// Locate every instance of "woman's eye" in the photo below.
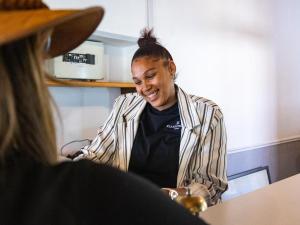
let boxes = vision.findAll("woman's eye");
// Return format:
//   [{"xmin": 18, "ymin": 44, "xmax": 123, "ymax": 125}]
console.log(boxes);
[
  {"xmin": 146, "ymin": 73, "xmax": 156, "ymax": 79},
  {"xmin": 134, "ymin": 80, "xmax": 141, "ymax": 85}
]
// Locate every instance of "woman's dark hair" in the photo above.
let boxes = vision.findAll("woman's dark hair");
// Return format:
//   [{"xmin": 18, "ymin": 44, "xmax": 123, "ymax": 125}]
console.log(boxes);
[{"xmin": 131, "ymin": 28, "xmax": 173, "ymax": 64}]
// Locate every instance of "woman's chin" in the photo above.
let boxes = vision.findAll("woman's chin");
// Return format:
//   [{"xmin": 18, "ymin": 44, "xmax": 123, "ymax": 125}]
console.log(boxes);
[
  {"xmin": 148, "ymin": 100, "xmax": 161, "ymax": 109},
  {"xmin": 151, "ymin": 101, "xmax": 171, "ymax": 111},
  {"xmin": 145, "ymin": 96, "xmax": 159, "ymax": 105}
]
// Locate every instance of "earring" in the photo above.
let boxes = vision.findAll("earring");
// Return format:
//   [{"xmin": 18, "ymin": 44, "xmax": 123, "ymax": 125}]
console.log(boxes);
[{"xmin": 172, "ymin": 73, "xmax": 176, "ymax": 80}]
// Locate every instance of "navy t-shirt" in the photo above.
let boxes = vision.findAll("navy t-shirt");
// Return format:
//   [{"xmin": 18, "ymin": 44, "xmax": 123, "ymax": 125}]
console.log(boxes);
[{"xmin": 128, "ymin": 102, "xmax": 181, "ymax": 188}]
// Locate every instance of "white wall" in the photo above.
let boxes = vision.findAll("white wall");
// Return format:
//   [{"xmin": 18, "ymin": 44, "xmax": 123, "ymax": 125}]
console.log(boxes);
[
  {"xmin": 50, "ymin": 87, "xmax": 120, "ymax": 148},
  {"xmin": 44, "ymin": 0, "xmax": 147, "ymax": 37},
  {"xmin": 273, "ymin": 0, "xmax": 300, "ymax": 140},
  {"xmin": 151, "ymin": 0, "xmax": 300, "ymax": 151},
  {"xmin": 51, "ymin": 0, "xmax": 300, "ymax": 152}
]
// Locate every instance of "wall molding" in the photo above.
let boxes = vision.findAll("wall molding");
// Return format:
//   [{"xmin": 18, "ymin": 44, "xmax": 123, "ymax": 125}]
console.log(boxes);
[{"xmin": 228, "ymin": 135, "xmax": 300, "ymax": 154}]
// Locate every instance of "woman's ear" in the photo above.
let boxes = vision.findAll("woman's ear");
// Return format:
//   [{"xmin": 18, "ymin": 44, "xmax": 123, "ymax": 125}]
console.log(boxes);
[{"xmin": 168, "ymin": 60, "xmax": 176, "ymax": 78}]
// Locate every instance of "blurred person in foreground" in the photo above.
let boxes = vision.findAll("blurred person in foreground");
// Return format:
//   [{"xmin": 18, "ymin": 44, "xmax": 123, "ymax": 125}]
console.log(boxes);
[{"xmin": 0, "ymin": 1, "xmax": 209, "ymax": 224}]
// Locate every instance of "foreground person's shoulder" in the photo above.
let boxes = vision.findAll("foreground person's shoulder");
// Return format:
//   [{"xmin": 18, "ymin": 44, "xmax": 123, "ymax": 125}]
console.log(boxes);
[{"xmin": 57, "ymin": 160, "xmax": 209, "ymax": 225}]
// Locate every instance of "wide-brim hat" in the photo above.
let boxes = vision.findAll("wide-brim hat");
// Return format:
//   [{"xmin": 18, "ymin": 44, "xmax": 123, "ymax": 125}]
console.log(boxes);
[{"xmin": 0, "ymin": 1, "xmax": 104, "ymax": 57}]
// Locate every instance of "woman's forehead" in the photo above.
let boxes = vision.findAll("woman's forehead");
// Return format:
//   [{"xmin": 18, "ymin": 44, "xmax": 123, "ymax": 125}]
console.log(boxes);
[
  {"xmin": 131, "ymin": 57, "xmax": 163, "ymax": 77},
  {"xmin": 132, "ymin": 56, "xmax": 165, "ymax": 67}
]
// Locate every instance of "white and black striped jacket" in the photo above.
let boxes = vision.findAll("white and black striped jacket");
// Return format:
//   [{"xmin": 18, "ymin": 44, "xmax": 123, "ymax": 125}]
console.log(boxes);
[{"xmin": 76, "ymin": 86, "xmax": 228, "ymax": 205}]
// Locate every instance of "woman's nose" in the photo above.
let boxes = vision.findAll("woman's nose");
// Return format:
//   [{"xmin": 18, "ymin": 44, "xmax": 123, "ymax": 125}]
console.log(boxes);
[{"xmin": 141, "ymin": 80, "xmax": 151, "ymax": 91}]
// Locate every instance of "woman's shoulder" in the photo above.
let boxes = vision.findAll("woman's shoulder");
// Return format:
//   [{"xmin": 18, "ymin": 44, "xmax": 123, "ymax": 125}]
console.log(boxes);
[
  {"xmin": 112, "ymin": 92, "xmax": 144, "ymax": 110},
  {"xmin": 53, "ymin": 160, "xmax": 206, "ymax": 225},
  {"xmin": 6, "ymin": 159, "xmax": 206, "ymax": 224},
  {"xmin": 53, "ymin": 160, "xmax": 150, "ymax": 188},
  {"xmin": 190, "ymin": 94, "xmax": 220, "ymax": 109}
]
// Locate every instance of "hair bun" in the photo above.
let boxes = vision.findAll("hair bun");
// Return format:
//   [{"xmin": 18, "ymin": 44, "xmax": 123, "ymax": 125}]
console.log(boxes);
[{"xmin": 137, "ymin": 28, "xmax": 158, "ymax": 47}]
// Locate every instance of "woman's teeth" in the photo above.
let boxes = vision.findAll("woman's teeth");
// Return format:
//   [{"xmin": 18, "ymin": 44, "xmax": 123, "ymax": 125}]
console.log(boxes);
[{"xmin": 147, "ymin": 91, "xmax": 158, "ymax": 100}]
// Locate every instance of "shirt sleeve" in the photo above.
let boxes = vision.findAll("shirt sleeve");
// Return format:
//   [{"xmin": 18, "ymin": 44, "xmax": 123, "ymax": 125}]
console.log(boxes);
[
  {"xmin": 188, "ymin": 110, "xmax": 228, "ymax": 206},
  {"xmin": 73, "ymin": 97, "xmax": 122, "ymax": 163}
]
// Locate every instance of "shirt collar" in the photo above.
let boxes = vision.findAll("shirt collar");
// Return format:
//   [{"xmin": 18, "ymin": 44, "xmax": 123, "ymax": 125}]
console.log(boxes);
[
  {"xmin": 121, "ymin": 85, "xmax": 202, "ymax": 129},
  {"xmin": 176, "ymin": 85, "xmax": 202, "ymax": 129}
]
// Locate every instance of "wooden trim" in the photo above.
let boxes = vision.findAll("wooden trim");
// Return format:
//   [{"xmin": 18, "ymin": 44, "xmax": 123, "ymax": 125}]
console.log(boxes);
[{"xmin": 47, "ymin": 79, "xmax": 135, "ymax": 88}]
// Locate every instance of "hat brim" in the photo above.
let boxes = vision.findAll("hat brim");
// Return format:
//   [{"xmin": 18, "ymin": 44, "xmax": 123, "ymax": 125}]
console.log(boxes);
[{"xmin": 0, "ymin": 7, "xmax": 104, "ymax": 57}]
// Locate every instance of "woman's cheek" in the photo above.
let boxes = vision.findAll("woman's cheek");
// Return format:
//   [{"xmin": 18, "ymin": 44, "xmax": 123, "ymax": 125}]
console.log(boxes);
[{"xmin": 135, "ymin": 86, "xmax": 142, "ymax": 95}]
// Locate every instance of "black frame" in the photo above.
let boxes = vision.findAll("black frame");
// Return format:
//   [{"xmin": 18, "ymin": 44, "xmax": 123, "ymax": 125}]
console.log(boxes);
[{"xmin": 228, "ymin": 166, "xmax": 271, "ymax": 184}]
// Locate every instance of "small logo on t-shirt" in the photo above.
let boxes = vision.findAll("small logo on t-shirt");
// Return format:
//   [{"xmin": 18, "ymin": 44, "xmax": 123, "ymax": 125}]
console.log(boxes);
[{"xmin": 166, "ymin": 121, "xmax": 182, "ymax": 130}]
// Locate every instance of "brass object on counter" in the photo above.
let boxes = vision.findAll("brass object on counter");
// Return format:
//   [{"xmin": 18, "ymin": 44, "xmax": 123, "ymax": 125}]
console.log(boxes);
[
  {"xmin": 175, "ymin": 194, "xmax": 208, "ymax": 215},
  {"xmin": 161, "ymin": 187, "xmax": 208, "ymax": 215}
]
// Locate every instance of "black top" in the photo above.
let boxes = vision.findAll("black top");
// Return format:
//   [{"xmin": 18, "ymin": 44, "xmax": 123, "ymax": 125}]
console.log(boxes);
[
  {"xmin": 0, "ymin": 152, "xmax": 207, "ymax": 225},
  {"xmin": 129, "ymin": 102, "xmax": 181, "ymax": 188}
]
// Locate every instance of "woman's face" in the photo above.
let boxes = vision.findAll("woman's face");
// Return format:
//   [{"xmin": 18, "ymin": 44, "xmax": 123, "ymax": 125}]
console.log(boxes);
[{"xmin": 131, "ymin": 56, "xmax": 177, "ymax": 111}]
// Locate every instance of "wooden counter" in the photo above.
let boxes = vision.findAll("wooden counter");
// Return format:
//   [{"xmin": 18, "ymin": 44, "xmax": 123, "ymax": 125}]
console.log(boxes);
[{"xmin": 201, "ymin": 174, "xmax": 300, "ymax": 225}]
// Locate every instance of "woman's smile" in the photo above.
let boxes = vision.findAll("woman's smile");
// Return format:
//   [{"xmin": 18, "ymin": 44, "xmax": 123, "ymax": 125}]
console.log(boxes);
[{"xmin": 145, "ymin": 90, "xmax": 159, "ymax": 101}]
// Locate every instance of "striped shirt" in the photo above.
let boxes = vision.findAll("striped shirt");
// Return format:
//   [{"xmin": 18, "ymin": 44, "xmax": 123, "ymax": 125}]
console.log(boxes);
[{"xmin": 75, "ymin": 85, "xmax": 228, "ymax": 205}]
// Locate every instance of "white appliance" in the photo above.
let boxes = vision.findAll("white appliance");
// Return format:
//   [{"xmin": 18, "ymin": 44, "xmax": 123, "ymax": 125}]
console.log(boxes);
[{"xmin": 49, "ymin": 40, "xmax": 104, "ymax": 80}]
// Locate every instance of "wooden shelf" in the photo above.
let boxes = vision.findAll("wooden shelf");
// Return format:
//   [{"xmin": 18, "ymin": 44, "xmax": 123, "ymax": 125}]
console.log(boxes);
[
  {"xmin": 47, "ymin": 79, "xmax": 135, "ymax": 88},
  {"xmin": 47, "ymin": 79, "xmax": 136, "ymax": 94}
]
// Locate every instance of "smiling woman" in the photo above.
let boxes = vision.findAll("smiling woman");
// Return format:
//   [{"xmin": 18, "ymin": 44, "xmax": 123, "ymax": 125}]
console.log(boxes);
[
  {"xmin": 70, "ymin": 28, "xmax": 228, "ymax": 206},
  {"xmin": 131, "ymin": 30, "xmax": 177, "ymax": 111}
]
